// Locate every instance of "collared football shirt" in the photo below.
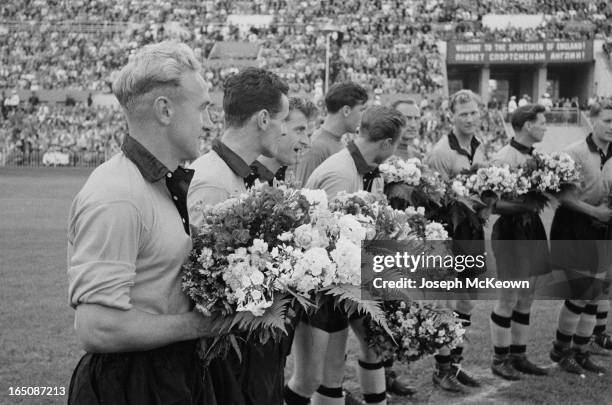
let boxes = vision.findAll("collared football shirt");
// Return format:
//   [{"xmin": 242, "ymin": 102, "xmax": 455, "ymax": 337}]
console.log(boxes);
[
  {"xmin": 68, "ymin": 135, "xmax": 193, "ymax": 314},
  {"xmin": 426, "ymin": 131, "xmax": 487, "ymax": 178}
]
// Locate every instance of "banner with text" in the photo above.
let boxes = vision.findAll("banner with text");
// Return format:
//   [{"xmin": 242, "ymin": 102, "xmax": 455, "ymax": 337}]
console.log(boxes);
[{"xmin": 446, "ymin": 41, "xmax": 594, "ymax": 64}]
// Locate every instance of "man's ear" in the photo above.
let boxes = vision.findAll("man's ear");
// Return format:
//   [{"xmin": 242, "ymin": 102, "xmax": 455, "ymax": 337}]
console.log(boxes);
[
  {"xmin": 523, "ymin": 121, "xmax": 532, "ymax": 132},
  {"xmin": 257, "ymin": 110, "xmax": 270, "ymax": 130},
  {"xmin": 380, "ymin": 138, "xmax": 392, "ymax": 150},
  {"xmin": 342, "ymin": 105, "xmax": 351, "ymax": 117},
  {"xmin": 153, "ymin": 96, "xmax": 173, "ymax": 125}
]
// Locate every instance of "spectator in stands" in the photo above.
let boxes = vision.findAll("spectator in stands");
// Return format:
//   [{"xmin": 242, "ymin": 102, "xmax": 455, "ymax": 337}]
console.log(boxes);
[
  {"xmin": 4, "ymin": 90, "xmax": 20, "ymax": 111},
  {"xmin": 28, "ymin": 92, "xmax": 39, "ymax": 107},
  {"xmin": 539, "ymin": 93, "xmax": 553, "ymax": 111},
  {"xmin": 488, "ymin": 97, "xmax": 500, "ymax": 110},
  {"xmin": 0, "ymin": 91, "xmax": 6, "ymax": 119},
  {"xmin": 65, "ymin": 95, "xmax": 76, "ymax": 106},
  {"xmin": 508, "ymin": 96, "xmax": 518, "ymax": 114}
]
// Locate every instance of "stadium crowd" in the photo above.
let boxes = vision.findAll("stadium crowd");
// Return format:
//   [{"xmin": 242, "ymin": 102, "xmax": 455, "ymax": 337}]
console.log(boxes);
[
  {"xmin": 2, "ymin": 0, "xmax": 611, "ymax": 95},
  {"xmin": 0, "ymin": 0, "xmax": 604, "ymax": 166}
]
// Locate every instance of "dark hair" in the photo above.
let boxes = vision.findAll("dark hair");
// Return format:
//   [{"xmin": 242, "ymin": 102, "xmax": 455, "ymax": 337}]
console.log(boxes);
[
  {"xmin": 287, "ymin": 97, "xmax": 318, "ymax": 120},
  {"xmin": 324, "ymin": 82, "xmax": 368, "ymax": 114},
  {"xmin": 590, "ymin": 98, "xmax": 612, "ymax": 117},
  {"xmin": 360, "ymin": 105, "xmax": 406, "ymax": 143},
  {"xmin": 222, "ymin": 67, "xmax": 289, "ymax": 128},
  {"xmin": 448, "ymin": 89, "xmax": 481, "ymax": 113},
  {"xmin": 511, "ymin": 104, "xmax": 546, "ymax": 131},
  {"xmin": 300, "ymin": 99, "xmax": 319, "ymax": 120},
  {"xmin": 391, "ymin": 98, "xmax": 418, "ymax": 110}
]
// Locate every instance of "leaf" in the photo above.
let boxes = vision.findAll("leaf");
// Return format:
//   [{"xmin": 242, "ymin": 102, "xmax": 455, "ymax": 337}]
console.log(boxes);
[
  {"xmin": 228, "ymin": 334, "xmax": 242, "ymax": 363},
  {"xmin": 199, "ymin": 335, "xmax": 232, "ymax": 367},
  {"xmin": 230, "ymin": 296, "xmax": 291, "ymax": 340},
  {"xmin": 283, "ymin": 287, "xmax": 317, "ymax": 311},
  {"xmin": 321, "ymin": 285, "xmax": 392, "ymax": 337}
]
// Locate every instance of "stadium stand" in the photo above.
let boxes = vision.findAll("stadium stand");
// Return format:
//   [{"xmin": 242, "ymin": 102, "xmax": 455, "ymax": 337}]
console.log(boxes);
[{"xmin": 0, "ymin": 0, "xmax": 607, "ymax": 165}]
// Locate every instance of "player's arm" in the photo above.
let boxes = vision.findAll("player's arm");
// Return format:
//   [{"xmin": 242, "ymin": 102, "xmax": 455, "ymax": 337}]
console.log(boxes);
[
  {"xmin": 68, "ymin": 200, "xmax": 215, "ymax": 353},
  {"xmin": 187, "ymin": 183, "xmax": 230, "ymax": 229},
  {"xmin": 75, "ymin": 305, "xmax": 216, "ymax": 353},
  {"xmin": 559, "ymin": 192, "xmax": 612, "ymax": 223},
  {"xmin": 492, "ymin": 199, "xmax": 539, "ymax": 215}
]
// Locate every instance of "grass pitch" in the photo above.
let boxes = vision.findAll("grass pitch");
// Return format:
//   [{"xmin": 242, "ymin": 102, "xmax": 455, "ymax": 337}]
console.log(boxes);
[{"xmin": 1, "ymin": 128, "xmax": 611, "ymax": 405}]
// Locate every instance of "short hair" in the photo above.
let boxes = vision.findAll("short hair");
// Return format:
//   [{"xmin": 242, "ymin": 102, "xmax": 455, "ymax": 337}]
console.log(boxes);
[
  {"xmin": 223, "ymin": 67, "xmax": 289, "ymax": 128},
  {"xmin": 112, "ymin": 41, "xmax": 201, "ymax": 112},
  {"xmin": 590, "ymin": 98, "xmax": 612, "ymax": 117},
  {"xmin": 325, "ymin": 82, "xmax": 368, "ymax": 114},
  {"xmin": 391, "ymin": 98, "xmax": 419, "ymax": 111},
  {"xmin": 297, "ymin": 99, "xmax": 319, "ymax": 120},
  {"xmin": 360, "ymin": 105, "xmax": 406, "ymax": 143},
  {"xmin": 448, "ymin": 89, "xmax": 482, "ymax": 113},
  {"xmin": 511, "ymin": 104, "xmax": 546, "ymax": 131},
  {"xmin": 287, "ymin": 97, "xmax": 316, "ymax": 120}
]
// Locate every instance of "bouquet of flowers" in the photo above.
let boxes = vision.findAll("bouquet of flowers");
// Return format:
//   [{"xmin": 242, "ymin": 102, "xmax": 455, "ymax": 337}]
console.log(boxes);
[
  {"xmin": 184, "ymin": 185, "xmax": 393, "ymax": 362},
  {"xmin": 365, "ymin": 300, "xmax": 465, "ymax": 364},
  {"xmin": 523, "ymin": 151, "xmax": 580, "ymax": 193},
  {"xmin": 456, "ymin": 165, "xmax": 529, "ymax": 200},
  {"xmin": 380, "ymin": 156, "xmax": 447, "ymax": 210}
]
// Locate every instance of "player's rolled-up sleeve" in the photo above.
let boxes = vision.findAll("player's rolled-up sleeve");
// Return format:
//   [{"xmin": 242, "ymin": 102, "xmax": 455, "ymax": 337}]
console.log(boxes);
[
  {"xmin": 187, "ymin": 183, "xmax": 229, "ymax": 230},
  {"xmin": 68, "ymin": 201, "xmax": 140, "ymax": 310}
]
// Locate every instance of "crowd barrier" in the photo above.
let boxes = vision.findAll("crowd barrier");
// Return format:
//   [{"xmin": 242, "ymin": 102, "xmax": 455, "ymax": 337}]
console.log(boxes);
[{"xmin": 0, "ymin": 147, "xmax": 109, "ymax": 168}]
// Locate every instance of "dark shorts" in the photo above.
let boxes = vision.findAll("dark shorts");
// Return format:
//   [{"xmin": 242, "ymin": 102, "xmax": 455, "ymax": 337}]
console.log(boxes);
[
  {"xmin": 550, "ymin": 206, "xmax": 612, "ymax": 299},
  {"xmin": 451, "ymin": 217, "xmax": 487, "ymax": 280},
  {"xmin": 68, "ymin": 340, "xmax": 210, "ymax": 405},
  {"xmin": 210, "ymin": 336, "xmax": 289, "ymax": 405},
  {"xmin": 302, "ymin": 295, "xmax": 351, "ymax": 333},
  {"xmin": 208, "ymin": 304, "xmax": 302, "ymax": 405},
  {"xmin": 492, "ymin": 212, "xmax": 551, "ymax": 280},
  {"xmin": 550, "ymin": 206, "xmax": 609, "ymax": 274}
]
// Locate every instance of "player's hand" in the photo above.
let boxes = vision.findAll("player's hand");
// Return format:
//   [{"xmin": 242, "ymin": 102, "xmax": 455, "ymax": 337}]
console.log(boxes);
[{"xmin": 591, "ymin": 204, "xmax": 612, "ymax": 223}]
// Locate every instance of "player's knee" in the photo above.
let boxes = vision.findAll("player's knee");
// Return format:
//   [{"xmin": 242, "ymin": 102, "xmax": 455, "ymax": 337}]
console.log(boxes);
[
  {"xmin": 515, "ymin": 297, "xmax": 534, "ymax": 313},
  {"xmin": 495, "ymin": 299, "xmax": 517, "ymax": 317},
  {"xmin": 456, "ymin": 299, "xmax": 475, "ymax": 314}
]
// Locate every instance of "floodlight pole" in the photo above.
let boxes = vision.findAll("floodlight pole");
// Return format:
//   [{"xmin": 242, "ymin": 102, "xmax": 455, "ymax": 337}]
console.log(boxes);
[
  {"xmin": 325, "ymin": 33, "xmax": 330, "ymax": 94},
  {"xmin": 322, "ymin": 23, "xmax": 338, "ymax": 94}
]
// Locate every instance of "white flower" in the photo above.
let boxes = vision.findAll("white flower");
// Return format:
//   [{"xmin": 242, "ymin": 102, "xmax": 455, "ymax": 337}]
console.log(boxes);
[
  {"xmin": 331, "ymin": 237, "xmax": 362, "ymax": 285},
  {"xmin": 237, "ymin": 299, "xmax": 272, "ymax": 316},
  {"xmin": 293, "ymin": 224, "xmax": 329, "ymax": 249},
  {"xmin": 296, "ymin": 274, "xmax": 319, "ymax": 295},
  {"xmin": 292, "ymin": 246, "xmax": 332, "ymax": 287},
  {"xmin": 197, "ymin": 247, "xmax": 214, "ymax": 268},
  {"xmin": 249, "ymin": 239, "xmax": 268, "ymax": 255},
  {"xmin": 405, "ymin": 206, "xmax": 426, "ymax": 218},
  {"xmin": 300, "ymin": 189, "xmax": 329, "ymax": 209},
  {"xmin": 278, "ymin": 232, "xmax": 293, "ymax": 242},
  {"xmin": 337, "ymin": 214, "xmax": 367, "ymax": 244},
  {"xmin": 379, "ymin": 157, "xmax": 423, "ymax": 185},
  {"xmin": 250, "ymin": 269, "xmax": 265, "ymax": 286},
  {"xmin": 425, "ymin": 222, "xmax": 449, "ymax": 240},
  {"xmin": 451, "ymin": 180, "xmax": 469, "ymax": 197},
  {"xmin": 251, "ymin": 289, "xmax": 263, "ymax": 301}
]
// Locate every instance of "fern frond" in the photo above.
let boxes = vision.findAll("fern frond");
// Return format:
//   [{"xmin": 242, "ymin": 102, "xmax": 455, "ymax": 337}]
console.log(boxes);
[
  {"xmin": 230, "ymin": 297, "xmax": 292, "ymax": 342},
  {"xmin": 321, "ymin": 285, "xmax": 391, "ymax": 337}
]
